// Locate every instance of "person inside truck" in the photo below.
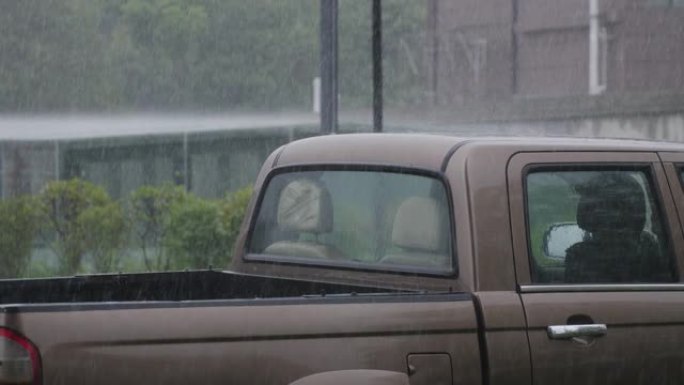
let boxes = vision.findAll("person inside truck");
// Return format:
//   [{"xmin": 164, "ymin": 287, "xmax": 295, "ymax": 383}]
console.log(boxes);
[{"xmin": 565, "ymin": 172, "xmax": 672, "ymax": 283}]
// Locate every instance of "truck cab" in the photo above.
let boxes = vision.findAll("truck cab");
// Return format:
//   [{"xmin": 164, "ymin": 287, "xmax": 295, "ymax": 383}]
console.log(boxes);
[{"xmin": 232, "ymin": 133, "xmax": 684, "ymax": 385}]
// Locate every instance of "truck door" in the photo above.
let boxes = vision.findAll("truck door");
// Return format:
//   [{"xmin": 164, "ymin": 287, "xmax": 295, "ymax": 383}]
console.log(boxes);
[{"xmin": 508, "ymin": 152, "xmax": 684, "ymax": 385}]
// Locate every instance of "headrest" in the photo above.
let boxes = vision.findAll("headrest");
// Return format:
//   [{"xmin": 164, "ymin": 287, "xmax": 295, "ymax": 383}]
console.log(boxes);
[
  {"xmin": 277, "ymin": 179, "xmax": 333, "ymax": 233},
  {"xmin": 392, "ymin": 197, "xmax": 444, "ymax": 252},
  {"xmin": 576, "ymin": 173, "xmax": 646, "ymax": 234}
]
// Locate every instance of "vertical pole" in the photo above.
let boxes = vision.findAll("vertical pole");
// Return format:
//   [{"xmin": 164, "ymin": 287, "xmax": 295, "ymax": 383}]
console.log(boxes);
[
  {"xmin": 320, "ymin": 0, "xmax": 339, "ymax": 134},
  {"xmin": 182, "ymin": 132, "xmax": 189, "ymax": 191},
  {"xmin": 54, "ymin": 140, "xmax": 60, "ymax": 182},
  {"xmin": 426, "ymin": 0, "xmax": 439, "ymax": 106},
  {"xmin": 511, "ymin": 0, "xmax": 519, "ymax": 95},
  {"xmin": 589, "ymin": 0, "xmax": 604, "ymax": 95},
  {"xmin": 313, "ymin": 77, "xmax": 321, "ymax": 114},
  {"xmin": 372, "ymin": 0, "xmax": 383, "ymax": 133},
  {"xmin": 0, "ymin": 146, "xmax": 4, "ymax": 199}
]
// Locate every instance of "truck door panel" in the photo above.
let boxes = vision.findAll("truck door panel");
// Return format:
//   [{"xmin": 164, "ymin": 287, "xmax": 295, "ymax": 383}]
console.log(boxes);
[
  {"xmin": 508, "ymin": 152, "xmax": 684, "ymax": 385},
  {"xmin": 473, "ymin": 291, "xmax": 532, "ymax": 385},
  {"xmin": 521, "ymin": 291, "xmax": 684, "ymax": 384}
]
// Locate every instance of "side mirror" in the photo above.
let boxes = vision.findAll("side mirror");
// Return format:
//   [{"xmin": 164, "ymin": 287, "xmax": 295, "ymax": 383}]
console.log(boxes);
[{"xmin": 543, "ymin": 223, "xmax": 586, "ymax": 260}]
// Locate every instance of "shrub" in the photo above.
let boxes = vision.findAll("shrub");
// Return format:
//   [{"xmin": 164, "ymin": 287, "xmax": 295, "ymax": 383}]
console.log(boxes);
[
  {"xmin": 218, "ymin": 186, "xmax": 253, "ymax": 258},
  {"xmin": 39, "ymin": 179, "xmax": 126, "ymax": 275},
  {"xmin": 0, "ymin": 196, "xmax": 39, "ymax": 278},
  {"xmin": 129, "ymin": 184, "xmax": 187, "ymax": 270},
  {"xmin": 164, "ymin": 195, "xmax": 227, "ymax": 269},
  {"xmin": 80, "ymin": 202, "xmax": 127, "ymax": 273},
  {"xmin": 129, "ymin": 185, "xmax": 253, "ymax": 271}
]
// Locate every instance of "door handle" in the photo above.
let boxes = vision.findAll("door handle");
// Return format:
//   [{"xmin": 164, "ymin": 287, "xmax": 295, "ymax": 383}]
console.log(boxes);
[{"xmin": 547, "ymin": 324, "xmax": 607, "ymax": 340}]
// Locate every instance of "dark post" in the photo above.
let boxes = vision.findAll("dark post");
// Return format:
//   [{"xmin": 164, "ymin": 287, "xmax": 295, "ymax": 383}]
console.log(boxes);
[
  {"xmin": 320, "ymin": 0, "xmax": 339, "ymax": 135},
  {"xmin": 426, "ymin": 0, "xmax": 439, "ymax": 106},
  {"xmin": 511, "ymin": 0, "xmax": 519, "ymax": 95},
  {"xmin": 372, "ymin": 0, "xmax": 383, "ymax": 133}
]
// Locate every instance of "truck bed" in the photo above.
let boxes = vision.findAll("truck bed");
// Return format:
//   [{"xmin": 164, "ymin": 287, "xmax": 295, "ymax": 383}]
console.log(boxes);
[
  {"xmin": 0, "ymin": 270, "xmax": 396, "ymax": 305},
  {"xmin": 0, "ymin": 271, "xmax": 479, "ymax": 385}
]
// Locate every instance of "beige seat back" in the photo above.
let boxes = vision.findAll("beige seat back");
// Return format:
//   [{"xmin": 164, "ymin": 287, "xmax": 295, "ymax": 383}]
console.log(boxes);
[
  {"xmin": 275, "ymin": 179, "xmax": 333, "ymax": 233},
  {"xmin": 380, "ymin": 197, "xmax": 450, "ymax": 268},
  {"xmin": 264, "ymin": 179, "xmax": 343, "ymax": 259}
]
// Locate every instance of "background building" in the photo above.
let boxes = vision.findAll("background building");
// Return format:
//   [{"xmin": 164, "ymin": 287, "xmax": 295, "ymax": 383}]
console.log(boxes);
[
  {"xmin": 425, "ymin": 0, "xmax": 684, "ymax": 115},
  {"xmin": 0, "ymin": 114, "xmax": 323, "ymax": 200}
]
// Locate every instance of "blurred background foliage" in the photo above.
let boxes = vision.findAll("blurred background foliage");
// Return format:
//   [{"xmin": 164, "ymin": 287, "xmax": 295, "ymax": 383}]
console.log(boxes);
[
  {"xmin": 0, "ymin": 196, "xmax": 39, "ymax": 278},
  {"xmin": 0, "ymin": 0, "xmax": 425, "ymax": 277},
  {"xmin": 38, "ymin": 179, "xmax": 121, "ymax": 275},
  {"xmin": 130, "ymin": 183, "xmax": 188, "ymax": 271},
  {"xmin": 0, "ymin": 0, "xmax": 424, "ymax": 112},
  {"xmin": 0, "ymin": 179, "xmax": 252, "ymax": 278}
]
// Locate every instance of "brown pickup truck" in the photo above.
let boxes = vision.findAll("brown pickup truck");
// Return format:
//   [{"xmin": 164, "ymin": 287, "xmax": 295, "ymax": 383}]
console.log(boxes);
[{"xmin": 2, "ymin": 134, "xmax": 684, "ymax": 385}]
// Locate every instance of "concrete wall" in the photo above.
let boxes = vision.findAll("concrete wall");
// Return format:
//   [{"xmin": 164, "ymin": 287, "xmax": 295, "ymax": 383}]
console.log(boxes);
[{"xmin": 418, "ymin": 111, "xmax": 684, "ymax": 143}]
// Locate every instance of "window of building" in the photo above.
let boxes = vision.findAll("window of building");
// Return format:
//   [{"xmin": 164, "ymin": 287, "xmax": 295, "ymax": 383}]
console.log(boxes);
[
  {"xmin": 248, "ymin": 168, "xmax": 454, "ymax": 275},
  {"xmin": 526, "ymin": 168, "xmax": 675, "ymax": 284}
]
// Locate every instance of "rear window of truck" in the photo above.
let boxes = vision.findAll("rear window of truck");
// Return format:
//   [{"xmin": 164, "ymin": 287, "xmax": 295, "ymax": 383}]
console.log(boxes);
[{"xmin": 247, "ymin": 169, "xmax": 454, "ymax": 275}]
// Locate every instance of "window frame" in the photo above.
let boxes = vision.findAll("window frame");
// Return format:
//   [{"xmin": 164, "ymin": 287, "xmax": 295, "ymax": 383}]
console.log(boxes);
[
  {"xmin": 507, "ymin": 151, "xmax": 684, "ymax": 292},
  {"xmin": 242, "ymin": 164, "xmax": 458, "ymax": 278},
  {"xmin": 657, "ymin": 155, "xmax": 684, "ymax": 234},
  {"xmin": 522, "ymin": 164, "xmax": 678, "ymax": 284},
  {"xmin": 660, "ymin": 158, "xmax": 684, "ymax": 242},
  {"xmin": 675, "ymin": 163, "xmax": 684, "ymax": 190}
]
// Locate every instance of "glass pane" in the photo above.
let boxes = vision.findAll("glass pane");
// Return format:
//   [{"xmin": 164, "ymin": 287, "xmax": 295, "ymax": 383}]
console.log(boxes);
[
  {"xmin": 249, "ymin": 170, "xmax": 453, "ymax": 274},
  {"xmin": 526, "ymin": 169, "xmax": 675, "ymax": 284}
]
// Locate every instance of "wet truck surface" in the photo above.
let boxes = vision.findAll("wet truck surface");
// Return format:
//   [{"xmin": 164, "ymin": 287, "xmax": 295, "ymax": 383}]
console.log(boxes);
[{"xmin": 2, "ymin": 134, "xmax": 684, "ymax": 385}]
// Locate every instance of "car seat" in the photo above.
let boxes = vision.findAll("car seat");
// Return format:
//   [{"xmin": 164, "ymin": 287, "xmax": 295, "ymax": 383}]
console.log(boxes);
[
  {"xmin": 380, "ymin": 197, "xmax": 450, "ymax": 269},
  {"xmin": 264, "ymin": 179, "xmax": 344, "ymax": 259}
]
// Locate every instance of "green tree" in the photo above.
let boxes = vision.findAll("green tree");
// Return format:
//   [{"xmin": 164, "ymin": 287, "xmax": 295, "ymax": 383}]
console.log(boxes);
[
  {"xmin": 0, "ymin": 0, "xmax": 427, "ymax": 111},
  {"xmin": 0, "ymin": 0, "xmax": 114, "ymax": 111},
  {"xmin": 0, "ymin": 196, "xmax": 39, "ymax": 278},
  {"xmin": 193, "ymin": 0, "xmax": 319, "ymax": 108},
  {"xmin": 117, "ymin": 0, "xmax": 209, "ymax": 107}
]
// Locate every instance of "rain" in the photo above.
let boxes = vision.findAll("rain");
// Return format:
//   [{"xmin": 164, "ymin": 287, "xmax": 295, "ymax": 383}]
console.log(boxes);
[{"xmin": 0, "ymin": 1, "xmax": 683, "ymax": 384}]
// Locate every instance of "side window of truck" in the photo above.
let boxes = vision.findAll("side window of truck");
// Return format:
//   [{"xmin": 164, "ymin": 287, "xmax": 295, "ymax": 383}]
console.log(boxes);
[
  {"xmin": 247, "ymin": 169, "xmax": 454, "ymax": 275},
  {"xmin": 525, "ymin": 168, "xmax": 676, "ymax": 284}
]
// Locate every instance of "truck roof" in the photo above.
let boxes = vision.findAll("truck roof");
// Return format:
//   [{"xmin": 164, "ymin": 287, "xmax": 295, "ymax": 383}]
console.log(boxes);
[{"xmin": 274, "ymin": 133, "xmax": 684, "ymax": 172}]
